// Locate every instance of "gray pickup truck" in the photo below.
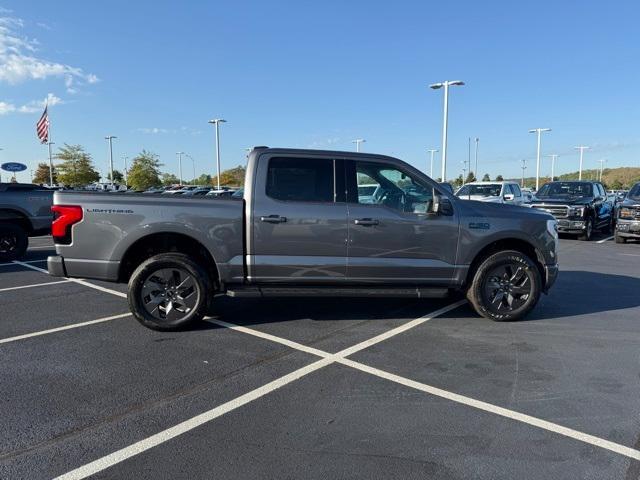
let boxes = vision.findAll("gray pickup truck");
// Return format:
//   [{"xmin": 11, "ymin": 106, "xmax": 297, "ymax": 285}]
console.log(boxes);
[
  {"xmin": 48, "ymin": 147, "xmax": 559, "ymax": 330},
  {"xmin": 1, "ymin": 183, "xmax": 54, "ymax": 261}
]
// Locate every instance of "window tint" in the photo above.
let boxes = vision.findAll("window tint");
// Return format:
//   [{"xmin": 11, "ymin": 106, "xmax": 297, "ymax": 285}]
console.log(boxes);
[
  {"xmin": 512, "ymin": 184, "xmax": 522, "ymax": 196},
  {"xmin": 351, "ymin": 161, "xmax": 433, "ymax": 214},
  {"xmin": 503, "ymin": 184, "xmax": 513, "ymax": 195},
  {"xmin": 266, "ymin": 157, "xmax": 334, "ymax": 202}
]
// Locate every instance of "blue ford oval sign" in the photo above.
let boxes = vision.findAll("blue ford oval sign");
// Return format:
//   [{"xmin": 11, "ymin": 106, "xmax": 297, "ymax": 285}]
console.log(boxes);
[{"xmin": 1, "ymin": 162, "xmax": 27, "ymax": 172}]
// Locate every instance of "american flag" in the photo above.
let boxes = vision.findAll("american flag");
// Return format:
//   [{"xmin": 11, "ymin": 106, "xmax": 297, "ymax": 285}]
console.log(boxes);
[{"xmin": 36, "ymin": 106, "xmax": 49, "ymax": 144}]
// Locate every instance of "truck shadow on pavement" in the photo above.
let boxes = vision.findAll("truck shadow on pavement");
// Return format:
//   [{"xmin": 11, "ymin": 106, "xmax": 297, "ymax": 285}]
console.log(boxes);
[{"xmin": 196, "ymin": 270, "xmax": 640, "ymax": 329}]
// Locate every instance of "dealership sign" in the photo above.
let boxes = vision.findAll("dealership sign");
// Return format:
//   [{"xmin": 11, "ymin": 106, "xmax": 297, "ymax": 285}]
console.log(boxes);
[{"xmin": 1, "ymin": 162, "xmax": 27, "ymax": 172}]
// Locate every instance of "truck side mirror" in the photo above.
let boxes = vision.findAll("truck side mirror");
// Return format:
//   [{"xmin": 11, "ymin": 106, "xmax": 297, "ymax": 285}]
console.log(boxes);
[{"xmin": 503, "ymin": 193, "xmax": 515, "ymax": 201}]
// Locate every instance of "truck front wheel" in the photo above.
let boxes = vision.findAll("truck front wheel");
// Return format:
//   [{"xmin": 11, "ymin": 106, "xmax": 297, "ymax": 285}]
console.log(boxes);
[
  {"xmin": 128, "ymin": 253, "xmax": 212, "ymax": 331},
  {"xmin": 0, "ymin": 223, "xmax": 28, "ymax": 262},
  {"xmin": 467, "ymin": 250, "xmax": 542, "ymax": 322}
]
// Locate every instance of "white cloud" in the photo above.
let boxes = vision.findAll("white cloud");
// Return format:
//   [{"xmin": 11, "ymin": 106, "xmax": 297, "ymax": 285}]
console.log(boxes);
[
  {"xmin": 137, "ymin": 127, "xmax": 171, "ymax": 134},
  {"xmin": 0, "ymin": 93, "xmax": 63, "ymax": 115},
  {"xmin": 0, "ymin": 11, "xmax": 99, "ymax": 89}
]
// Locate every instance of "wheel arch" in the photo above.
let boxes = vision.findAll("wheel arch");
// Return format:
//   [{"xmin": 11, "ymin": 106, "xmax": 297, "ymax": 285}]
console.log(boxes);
[
  {"xmin": 118, "ymin": 232, "xmax": 220, "ymax": 286},
  {"xmin": 465, "ymin": 238, "xmax": 546, "ymax": 290},
  {"xmin": 0, "ymin": 208, "xmax": 34, "ymax": 233}
]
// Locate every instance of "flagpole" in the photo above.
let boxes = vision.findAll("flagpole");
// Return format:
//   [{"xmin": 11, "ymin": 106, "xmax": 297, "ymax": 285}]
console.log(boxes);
[{"xmin": 47, "ymin": 103, "xmax": 54, "ymax": 186}]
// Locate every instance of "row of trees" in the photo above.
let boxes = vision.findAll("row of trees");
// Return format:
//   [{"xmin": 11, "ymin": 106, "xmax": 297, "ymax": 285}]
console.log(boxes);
[{"xmin": 32, "ymin": 144, "xmax": 246, "ymax": 191}]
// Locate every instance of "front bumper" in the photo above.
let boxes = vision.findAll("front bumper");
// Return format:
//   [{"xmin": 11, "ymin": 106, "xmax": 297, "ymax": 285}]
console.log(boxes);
[
  {"xmin": 556, "ymin": 219, "xmax": 587, "ymax": 233},
  {"xmin": 544, "ymin": 263, "xmax": 559, "ymax": 293},
  {"xmin": 616, "ymin": 220, "xmax": 640, "ymax": 238}
]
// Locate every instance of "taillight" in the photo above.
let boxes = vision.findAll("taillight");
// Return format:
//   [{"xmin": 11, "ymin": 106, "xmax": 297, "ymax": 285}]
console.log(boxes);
[{"xmin": 51, "ymin": 205, "xmax": 83, "ymax": 244}]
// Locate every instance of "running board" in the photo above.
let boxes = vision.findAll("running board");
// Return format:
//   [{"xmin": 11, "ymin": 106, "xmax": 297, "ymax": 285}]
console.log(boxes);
[{"xmin": 225, "ymin": 286, "xmax": 449, "ymax": 299}]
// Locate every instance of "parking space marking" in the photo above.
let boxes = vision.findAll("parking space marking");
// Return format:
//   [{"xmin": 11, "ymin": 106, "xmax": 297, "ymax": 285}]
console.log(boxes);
[
  {"xmin": 0, "ymin": 313, "xmax": 132, "ymax": 345},
  {"xmin": 54, "ymin": 301, "xmax": 465, "ymax": 480},
  {"xmin": 0, "ymin": 259, "xmax": 47, "ymax": 267},
  {"xmin": 620, "ymin": 253, "xmax": 640, "ymax": 257},
  {"xmin": 26, "ymin": 246, "xmax": 56, "ymax": 250},
  {"xmin": 211, "ymin": 314, "xmax": 640, "ymax": 463},
  {"xmin": 0, "ymin": 280, "xmax": 71, "ymax": 293},
  {"xmin": 12, "ymin": 261, "xmax": 127, "ymax": 298},
  {"xmin": 596, "ymin": 236, "xmax": 614, "ymax": 244}
]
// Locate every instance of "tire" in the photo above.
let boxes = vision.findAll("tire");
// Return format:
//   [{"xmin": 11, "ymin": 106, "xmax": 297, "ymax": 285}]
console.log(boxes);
[
  {"xmin": 466, "ymin": 250, "xmax": 542, "ymax": 322},
  {"xmin": 615, "ymin": 234, "xmax": 626, "ymax": 244},
  {"xmin": 578, "ymin": 217, "xmax": 593, "ymax": 241},
  {"xmin": 127, "ymin": 253, "xmax": 213, "ymax": 331},
  {"xmin": 0, "ymin": 223, "xmax": 28, "ymax": 262}
]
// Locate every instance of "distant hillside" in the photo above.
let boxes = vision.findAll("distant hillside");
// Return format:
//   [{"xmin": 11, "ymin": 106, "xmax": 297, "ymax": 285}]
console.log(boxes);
[{"xmin": 505, "ymin": 166, "xmax": 640, "ymax": 190}]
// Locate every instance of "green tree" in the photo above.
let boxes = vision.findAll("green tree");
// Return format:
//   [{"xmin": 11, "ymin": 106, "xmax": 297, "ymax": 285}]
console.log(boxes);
[
  {"xmin": 161, "ymin": 172, "xmax": 180, "ymax": 186},
  {"xmin": 213, "ymin": 165, "xmax": 246, "ymax": 187},
  {"xmin": 55, "ymin": 144, "xmax": 100, "ymax": 187},
  {"xmin": 128, "ymin": 150, "xmax": 163, "ymax": 190},
  {"xmin": 453, "ymin": 174, "xmax": 464, "ymax": 188},
  {"xmin": 482, "ymin": 173, "xmax": 491, "ymax": 181},
  {"xmin": 465, "ymin": 171, "xmax": 476, "ymax": 184},
  {"xmin": 33, "ymin": 162, "xmax": 57, "ymax": 185},
  {"xmin": 495, "ymin": 174, "xmax": 504, "ymax": 181},
  {"xmin": 194, "ymin": 174, "xmax": 212, "ymax": 186},
  {"xmin": 106, "ymin": 169, "xmax": 124, "ymax": 183}
]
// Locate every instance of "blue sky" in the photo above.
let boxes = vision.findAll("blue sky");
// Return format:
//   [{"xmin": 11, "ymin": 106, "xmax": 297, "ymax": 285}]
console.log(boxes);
[{"xmin": 1, "ymin": 0, "xmax": 640, "ymax": 183}]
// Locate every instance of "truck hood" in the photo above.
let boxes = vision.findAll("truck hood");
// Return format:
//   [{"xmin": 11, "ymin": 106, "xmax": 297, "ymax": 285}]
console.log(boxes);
[
  {"xmin": 620, "ymin": 198, "xmax": 640, "ymax": 208},
  {"xmin": 457, "ymin": 195, "xmax": 502, "ymax": 203},
  {"xmin": 459, "ymin": 199, "xmax": 551, "ymax": 219},
  {"xmin": 531, "ymin": 196, "xmax": 593, "ymax": 206}
]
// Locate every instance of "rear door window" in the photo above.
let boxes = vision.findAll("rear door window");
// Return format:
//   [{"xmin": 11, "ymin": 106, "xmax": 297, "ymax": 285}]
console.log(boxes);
[{"xmin": 266, "ymin": 157, "xmax": 334, "ymax": 203}]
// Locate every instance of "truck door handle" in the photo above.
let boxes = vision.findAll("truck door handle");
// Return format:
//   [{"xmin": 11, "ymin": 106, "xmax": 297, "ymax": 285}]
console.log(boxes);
[
  {"xmin": 354, "ymin": 218, "xmax": 379, "ymax": 226},
  {"xmin": 260, "ymin": 215, "xmax": 287, "ymax": 224}
]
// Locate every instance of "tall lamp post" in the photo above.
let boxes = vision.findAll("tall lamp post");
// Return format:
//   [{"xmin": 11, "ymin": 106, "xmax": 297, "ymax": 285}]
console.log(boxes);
[
  {"xmin": 176, "ymin": 152, "xmax": 184, "ymax": 186},
  {"xmin": 521, "ymin": 159, "xmax": 527, "ymax": 188},
  {"xmin": 574, "ymin": 146, "xmax": 590, "ymax": 180},
  {"xmin": 528, "ymin": 128, "xmax": 551, "ymax": 190},
  {"xmin": 427, "ymin": 149, "xmax": 439, "ymax": 177},
  {"xmin": 208, "ymin": 119, "xmax": 226, "ymax": 190},
  {"xmin": 429, "ymin": 80, "xmax": 465, "ymax": 182},
  {"xmin": 474, "ymin": 137, "xmax": 479, "ymax": 178},
  {"xmin": 352, "ymin": 139, "xmax": 366, "ymax": 152},
  {"xmin": 546, "ymin": 154, "xmax": 558, "ymax": 181},
  {"xmin": 597, "ymin": 159, "xmax": 607, "ymax": 182},
  {"xmin": 185, "ymin": 154, "xmax": 196, "ymax": 185},
  {"xmin": 105, "ymin": 136, "xmax": 117, "ymax": 186},
  {"xmin": 122, "ymin": 155, "xmax": 128, "ymax": 186}
]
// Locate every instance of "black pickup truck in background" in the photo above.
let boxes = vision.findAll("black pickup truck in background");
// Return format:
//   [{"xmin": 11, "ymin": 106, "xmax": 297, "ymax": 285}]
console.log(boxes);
[
  {"xmin": 530, "ymin": 181, "xmax": 614, "ymax": 241},
  {"xmin": 615, "ymin": 182, "xmax": 640, "ymax": 243},
  {"xmin": 0, "ymin": 183, "xmax": 54, "ymax": 261}
]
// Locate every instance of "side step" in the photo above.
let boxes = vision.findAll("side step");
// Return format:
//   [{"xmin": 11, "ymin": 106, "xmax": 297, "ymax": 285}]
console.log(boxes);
[{"xmin": 225, "ymin": 286, "xmax": 449, "ymax": 299}]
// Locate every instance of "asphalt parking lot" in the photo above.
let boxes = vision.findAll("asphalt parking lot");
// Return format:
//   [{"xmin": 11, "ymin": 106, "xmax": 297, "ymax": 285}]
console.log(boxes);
[{"xmin": 1, "ymin": 233, "xmax": 640, "ymax": 479}]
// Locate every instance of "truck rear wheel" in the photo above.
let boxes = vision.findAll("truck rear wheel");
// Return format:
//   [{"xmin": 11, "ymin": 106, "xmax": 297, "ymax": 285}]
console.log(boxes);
[
  {"xmin": 467, "ymin": 250, "xmax": 542, "ymax": 322},
  {"xmin": 0, "ymin": 223, "xmax": 28, "ymax": 262},
  {"xmin": 128, "ymin": 253, "xmax": 212, "ymax": 331}
]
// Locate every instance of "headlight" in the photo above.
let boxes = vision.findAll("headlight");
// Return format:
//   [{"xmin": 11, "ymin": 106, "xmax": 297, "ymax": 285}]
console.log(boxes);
[
  {"xmin": 547, "ymin": 219, "xmax": 558, "ymax": 239},
  {"xmin": 619, "ymin": 207, "xmax": 635, "ymax": 219},
  {"xmin": 570, "ymin": 206, "xmax": 585, "ymax": 217}
]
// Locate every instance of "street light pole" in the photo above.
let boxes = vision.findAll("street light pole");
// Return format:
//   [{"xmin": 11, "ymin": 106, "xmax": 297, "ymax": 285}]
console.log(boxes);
[
  {"xmin": 427, "ymin": 149, "xmax": 439, "ymax": 178},
  {"xmin": 429, "ymin": 80, "xmax": 465, "ymax": 182},
  {"xmin": 474, "ymin": 137, "xmax": 479, "ymax": 179},
  {"xmin": 352, "ymin": 139, "xmax": 366, "ymax": 152},
  {"xmin": 597, "ymin": 159, "xmax": 607, "ymax": 182},
  {"xmin": 574, "ymin": 146, "xmax": 590, "ymax": 181},
  {"xmin": 185, "ymin": 154, "xmax": 196, "ymax": 185},
  {"xmin": 521, "ymin": 159, "xmax": 527, "ymax": 188},
  {"xmin": 528, "ymin": 128, "xmax": 551, "ymax": 190},
  {"xmin": 47, "ymin": 142, "xmax": 55, "ymax": 186},
  {"xmin": 122, "ymin": 155, "xmax": 128, "ymax": 186},
  {"xmin": 208, "ymin": 119, "xmax": 226, "ymax": 190},
  {"xmin": 105, "ymin": 136, "xmax": 117, "ymax": 186},
  {"xmin": 546, "ymin": 154, "xmax": 558, "ymax": 181},
  {"xmin": 176, "ymin": 152, "xmax": 184, "ymax": 186}
]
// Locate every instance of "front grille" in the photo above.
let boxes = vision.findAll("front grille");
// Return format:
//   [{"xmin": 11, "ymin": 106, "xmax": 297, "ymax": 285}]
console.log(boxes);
[{"xmin": 531, "ymin": 204, "xmax": 569, "ymax": 218}]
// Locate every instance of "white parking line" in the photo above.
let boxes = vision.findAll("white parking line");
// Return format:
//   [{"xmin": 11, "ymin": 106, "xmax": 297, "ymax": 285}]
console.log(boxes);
[
  {"xmin": 27, "ymin": 245, "xmax": 56, "ymax": 250},
  {"xmin": 54, "ymin": 301, "xmax": 465, "ymax": 480},
  {"xmin": 0, "ymin": 280, "xmax": 71, "ymax": 293},
  {"xmin": 0, "ymin": 313, "xmax": 132, "ymax": 345},
  {"xmin": 596, "ymin": 236, "xmax": 614, "ymax": 244},
  {"xmin": 12, "ymin": 261, "xmax": 127, "ymax": 298},
  {"xmin": 0, "ymin": 259, "xmax": 47, "ymax": 267},
  {"xmin": 211, "ymin": 315, "xmax": 640, "ymax": 463}
]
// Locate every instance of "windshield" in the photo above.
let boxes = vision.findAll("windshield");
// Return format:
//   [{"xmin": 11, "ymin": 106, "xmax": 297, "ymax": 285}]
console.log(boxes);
[
  {"xmin": 628, "ymin": 183, "xmax": 640, "ymax": 200},
  {"xmin": 536, "ymin": 182, "xmax": 593, "ymax": 198},
  {"xmin": 456, "ymin": 184, "xmax": 501, "ymax": 197}
]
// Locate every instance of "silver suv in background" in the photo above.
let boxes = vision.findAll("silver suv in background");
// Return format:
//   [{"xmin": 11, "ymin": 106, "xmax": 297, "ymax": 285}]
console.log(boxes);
[{"xmin": 456, "ymin": 181, "xmax": 525, "ymax": 206}]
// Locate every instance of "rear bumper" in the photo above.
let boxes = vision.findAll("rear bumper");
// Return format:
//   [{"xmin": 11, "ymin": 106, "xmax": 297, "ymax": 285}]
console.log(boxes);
[
  {"xmin": 544, "ymin": 263, "xmax": 559, "ymax": 293},
  {"xmin": 47, "ymin": 255, "xmax": 120, "ymax": 281}
]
